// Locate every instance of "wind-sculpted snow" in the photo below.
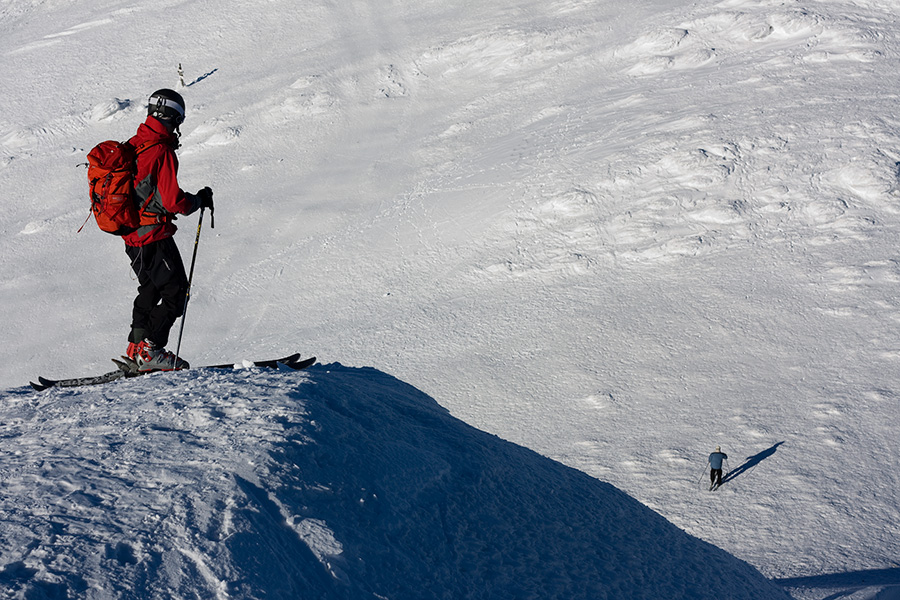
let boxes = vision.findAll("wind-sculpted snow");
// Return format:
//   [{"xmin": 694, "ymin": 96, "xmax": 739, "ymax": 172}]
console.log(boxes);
[
  {"xmin": 0, "ymin": 366, "xmax": 787, "ymax": 599},
  {"xmin": 2, "ymin": 0, "xmax": 900, "ymax": 596}
]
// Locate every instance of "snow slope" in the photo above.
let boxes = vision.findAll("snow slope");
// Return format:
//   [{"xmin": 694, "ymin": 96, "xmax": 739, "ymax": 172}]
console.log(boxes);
[
  {"xmin": 0, "ymin": 364, "xmax": 789, "ymax": 599},
  {"xmin": 2, "ymin": 0, "xmax": 900, "ymax": 597}
]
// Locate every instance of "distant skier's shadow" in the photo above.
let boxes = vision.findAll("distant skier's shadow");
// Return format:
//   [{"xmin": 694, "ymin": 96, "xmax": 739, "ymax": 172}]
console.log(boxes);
[{"xmin": 722, "ymin": 441, "xmax": 785, "ymax": 485}]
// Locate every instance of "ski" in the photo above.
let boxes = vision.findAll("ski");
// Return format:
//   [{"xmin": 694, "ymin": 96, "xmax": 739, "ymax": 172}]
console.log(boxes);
[
  {"xmin": 206, "ymin": 352, "xmax": 304, "ymax": 370},
  {"xmin": 30, "ymin": 354, "xmax": 315, "ymax": 391},
  {"xmin": 33, "ymin": 370, "xmax": 127, "ymax": 391}
]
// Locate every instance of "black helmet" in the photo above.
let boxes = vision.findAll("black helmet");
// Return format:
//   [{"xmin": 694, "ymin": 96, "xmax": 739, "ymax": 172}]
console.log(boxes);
[{"xmin": 148, "ymin": 89, "xmax": 186, "ymax": 126}]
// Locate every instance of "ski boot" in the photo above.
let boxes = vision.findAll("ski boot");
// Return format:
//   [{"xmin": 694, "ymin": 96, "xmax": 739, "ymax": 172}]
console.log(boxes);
[{"xmin": 128, "ymin": 339, "xmax": 189, "ymax": 371}]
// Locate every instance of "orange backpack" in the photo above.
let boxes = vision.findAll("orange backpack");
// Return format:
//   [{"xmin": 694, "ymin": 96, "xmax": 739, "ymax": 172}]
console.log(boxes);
[{"xmin": 82, "ymin": 140, "xmax": 157, "ymax": 235}]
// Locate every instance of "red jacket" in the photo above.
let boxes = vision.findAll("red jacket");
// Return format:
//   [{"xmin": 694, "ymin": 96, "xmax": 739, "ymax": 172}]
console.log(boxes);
[{"xmin": 122, "ymin": 116, "xmax": 200, "ymax": 247}]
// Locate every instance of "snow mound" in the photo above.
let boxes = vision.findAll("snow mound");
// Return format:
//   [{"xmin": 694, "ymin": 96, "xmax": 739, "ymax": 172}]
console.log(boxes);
[{"xmin": 0, "ymin": 365, "xmax": 787, "ymax": 599}]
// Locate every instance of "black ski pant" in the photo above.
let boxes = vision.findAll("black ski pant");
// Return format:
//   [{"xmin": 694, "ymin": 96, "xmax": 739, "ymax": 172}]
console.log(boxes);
[
  {"xmin": 125, "ymin": 237, "xmax": 188, "ymax": 348},
  {"xmin": 710, "ymin": 468, "xmax": 724, "ymax": 487}
]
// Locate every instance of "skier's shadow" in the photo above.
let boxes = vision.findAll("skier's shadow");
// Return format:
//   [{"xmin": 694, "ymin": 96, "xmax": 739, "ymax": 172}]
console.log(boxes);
[{"xmin": 722, "ymin": 441, "xmax": 785, "ymax": 484}]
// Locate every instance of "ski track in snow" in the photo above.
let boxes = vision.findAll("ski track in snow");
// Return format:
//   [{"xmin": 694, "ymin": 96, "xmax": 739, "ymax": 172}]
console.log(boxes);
[{"xmin": 2, "ymin": 0, "xmax": 900, "ymax": 597}]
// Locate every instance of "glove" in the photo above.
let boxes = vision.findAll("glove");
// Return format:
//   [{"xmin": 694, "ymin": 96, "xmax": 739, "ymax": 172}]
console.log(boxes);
[{"xmin": 197, "ymin": 187, "xmax": 214, "ymax": 211}]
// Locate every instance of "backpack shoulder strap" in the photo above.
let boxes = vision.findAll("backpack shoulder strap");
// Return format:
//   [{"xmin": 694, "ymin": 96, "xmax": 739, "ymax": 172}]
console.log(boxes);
[
  {"xmin": 133, "ymin": 139, "xmax": 163, "ymax": 157},
  {"xmin": 131, "ymin": 140, "xmax": 166, "ymax": 215}
]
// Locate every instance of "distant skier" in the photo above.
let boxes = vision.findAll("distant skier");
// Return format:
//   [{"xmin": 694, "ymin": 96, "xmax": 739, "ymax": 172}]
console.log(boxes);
[
  {"xmin": 122, "ymin": 89, "xmax": 214, "ymax": 371},
  {"xmin": 708, "ymin": 446, "xmax": 728, "ymax": 490}
]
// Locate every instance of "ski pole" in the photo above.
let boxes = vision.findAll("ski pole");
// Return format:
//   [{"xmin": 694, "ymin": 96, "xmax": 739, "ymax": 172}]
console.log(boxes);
[
  {"xmin": 174, "ymin": 206, "xmax": 206, "ymax": 364},
  {"xmin": 697, "ymin": 462, "xmax": 710, "ymax": 485}
]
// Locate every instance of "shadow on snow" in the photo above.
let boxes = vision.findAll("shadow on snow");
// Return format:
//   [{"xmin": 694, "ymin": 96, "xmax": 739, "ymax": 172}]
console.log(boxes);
[
  {"xmin": 722, "ymin": 441, "xmax": 785, "ymax": 486},
  {"xmin": 238, "ymin": 363, "xmax": 790, "ymax": 600},
  {"xmin": 775, "ymin": 568, "xmax": 900, "ymax": 600},
  {"xmin": 0, "ymin": 364, "xmax": 791, "ymax": 600}
]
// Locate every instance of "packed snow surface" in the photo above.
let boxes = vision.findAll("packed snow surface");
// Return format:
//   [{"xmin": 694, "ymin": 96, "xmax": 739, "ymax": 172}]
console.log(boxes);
[
  {"xmin": 1, "ymin": 0, "xmax": 900, "ymax": 597},
  {"xmin": 0, "ymin": 364, "xmax": 789, "ymax": 599}
]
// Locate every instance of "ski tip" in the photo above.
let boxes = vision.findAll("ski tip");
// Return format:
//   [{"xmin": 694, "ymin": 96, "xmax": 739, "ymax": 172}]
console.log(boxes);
[
  {"xmin": 287, "ymin": 356, "xmax": 316, "ymax": 370},
  {"xmin": 31, "ymin": 376, "xmax": 58, "ymax": 391},
  {"xmin": 272, "ymin": 356, "xmax": 316, "ymax": 371},
  {"xmin": 113, "ymin": 357, "xmax": 139, "ymax": 374}
]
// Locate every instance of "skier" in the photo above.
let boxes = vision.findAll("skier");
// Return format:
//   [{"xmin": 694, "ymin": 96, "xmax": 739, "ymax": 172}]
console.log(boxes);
[
  {"xmin": 123, "ymin": 88, "xmax": 214, "ymax": 371},
  {"xmin": 708, "ymin": 446, "xmax": 728, "ymax": 490}
]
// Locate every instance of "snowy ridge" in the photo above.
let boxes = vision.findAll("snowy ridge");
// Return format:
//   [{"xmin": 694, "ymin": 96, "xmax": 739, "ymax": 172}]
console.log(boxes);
[
  {"xmin": 0, "ymin": 365, "xmax": 787, "ymax": 599},
  {"xmin": 2, "ymin": 0, "xmax": 900, "ymax": 596}
]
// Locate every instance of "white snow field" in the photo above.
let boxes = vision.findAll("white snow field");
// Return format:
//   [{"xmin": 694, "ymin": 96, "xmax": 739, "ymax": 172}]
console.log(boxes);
[{"xmin": 1, "ymin": 0, "xmax": 899, "ymax": 597}]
